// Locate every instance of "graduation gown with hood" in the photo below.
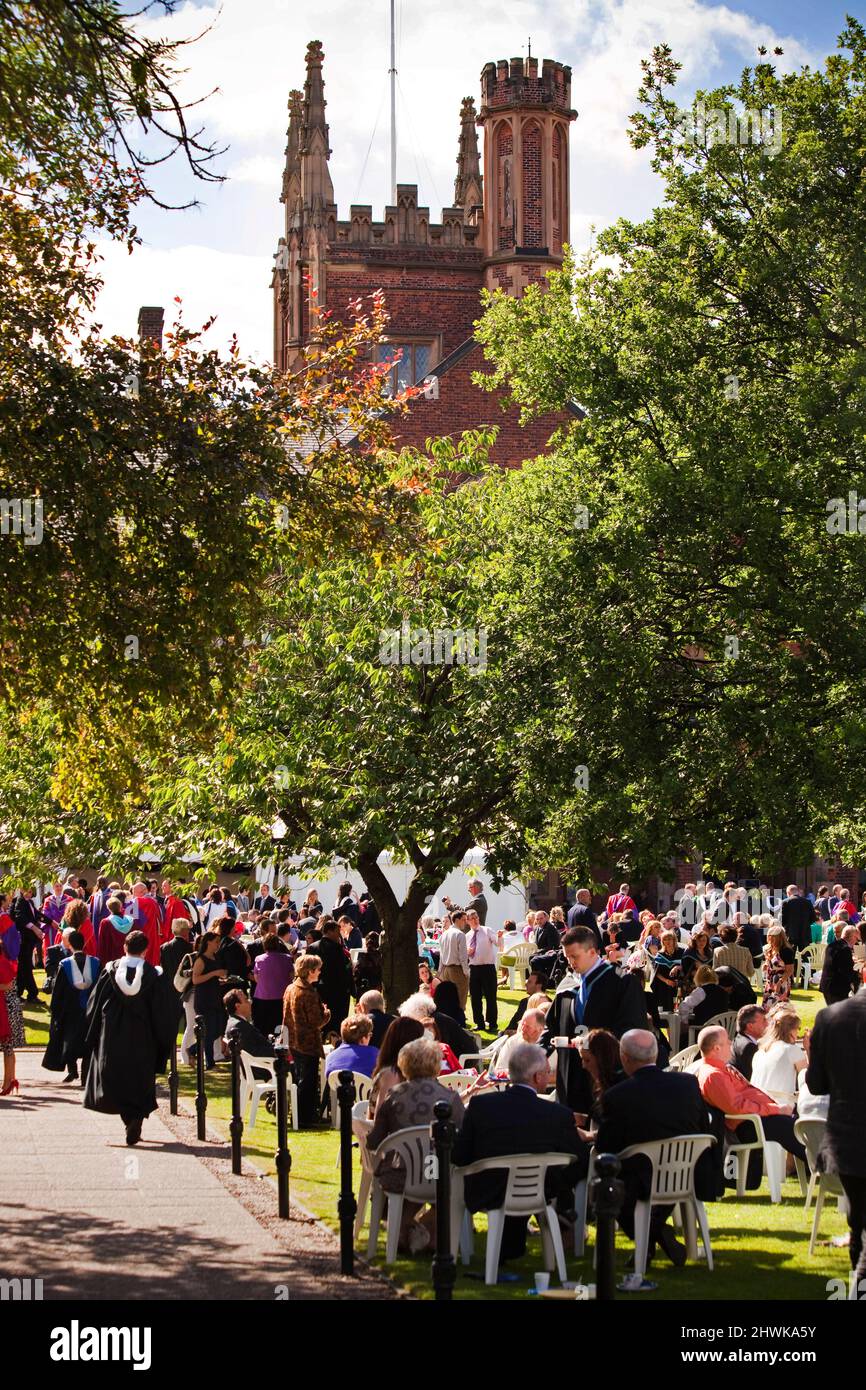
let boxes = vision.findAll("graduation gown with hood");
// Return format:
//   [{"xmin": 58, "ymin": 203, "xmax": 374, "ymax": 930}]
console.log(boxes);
[
  {"xmin": 82, "ymin": 957, "xmax": 176, "ymax": 1117},
  {"xmin": 43, "ymin": 951, "xmax": 100, "ymax": 1071}
]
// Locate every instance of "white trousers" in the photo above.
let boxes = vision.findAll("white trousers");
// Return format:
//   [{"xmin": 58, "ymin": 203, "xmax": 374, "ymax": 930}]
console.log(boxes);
[{"xmin": 180, "ymin": 995, "xmax": 197, "ymax": 1064}]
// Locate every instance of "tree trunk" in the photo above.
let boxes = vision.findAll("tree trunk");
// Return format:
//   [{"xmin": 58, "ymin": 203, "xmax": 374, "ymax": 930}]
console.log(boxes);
[{"xmin": 356, "ymin": 852, "xmax": 437, "ymax": 1012}]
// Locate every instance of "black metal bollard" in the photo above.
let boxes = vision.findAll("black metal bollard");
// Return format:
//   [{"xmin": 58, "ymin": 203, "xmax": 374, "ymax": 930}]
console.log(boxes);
[
  {"xmin": 168, "ymin": 1014, "xmax": 179, "ymax": 1115},
  {"xmin": 593, "ymin": 1152, "xmax": 624, "ymax": 1300},
  {"xmin": 336, "ymin": 1070, "xmax": 357, "ymax": 1275},
  {"xmin": 228, "ymin": 1029, "xmax": 243, "ymax": 1175},
  {"xmin": 274, "ymin": 1044, "xmax": 292, "ymax": 1219},
  {"xmin": 194, "ymin": 1013, "xmax": 207, "ymax": 1141},
  {"xmin": 431, "ymin": 1099, "xmax": 457, "ymax": 1301}
]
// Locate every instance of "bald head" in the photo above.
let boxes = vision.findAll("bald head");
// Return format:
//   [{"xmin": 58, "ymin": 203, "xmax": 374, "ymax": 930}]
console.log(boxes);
[
  {"xmin": 620, "ymin": 1029, "xmax": 658, "ymax": 1074},
  {"xmin": 698, "ymin": 1025, "xmax": 729, "ymax": 1059}
]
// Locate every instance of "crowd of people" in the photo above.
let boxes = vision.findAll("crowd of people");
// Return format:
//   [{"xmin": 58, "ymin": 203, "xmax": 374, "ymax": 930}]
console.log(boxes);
[{"xmin": 0, "ymin": 870, "xmax": 864, "ymax": 1291}]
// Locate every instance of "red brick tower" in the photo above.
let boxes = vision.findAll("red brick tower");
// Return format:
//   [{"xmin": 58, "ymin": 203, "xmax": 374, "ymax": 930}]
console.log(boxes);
[
  {"xmin": 271, "ymin": 42, "xmax": 581, "ymax": 463},
  {"xmin": 478, "ymin": 56, "xmax": 577, "ymax": 297}
]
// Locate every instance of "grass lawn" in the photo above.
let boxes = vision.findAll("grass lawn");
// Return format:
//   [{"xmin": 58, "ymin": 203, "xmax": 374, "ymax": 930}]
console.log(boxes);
[
  {"xmin": 170, "ymin": 983, "xmax": 847, "ymax": 1302},
  {"xmin": 22, "ymin": 972, "xmax": 49, "ymax": 1049}
]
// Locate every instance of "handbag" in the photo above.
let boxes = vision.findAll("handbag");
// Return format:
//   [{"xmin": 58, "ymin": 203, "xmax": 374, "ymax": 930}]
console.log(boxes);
[{"xmin": 173, "ymin": 952, "xmax": 194, "ymax": 995}]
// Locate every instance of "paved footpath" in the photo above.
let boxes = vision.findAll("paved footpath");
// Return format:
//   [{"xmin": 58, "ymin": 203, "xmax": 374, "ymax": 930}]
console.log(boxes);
[{"xmin": 2, "ymin": 1051, "xmax": 399, "ymax": 1301}]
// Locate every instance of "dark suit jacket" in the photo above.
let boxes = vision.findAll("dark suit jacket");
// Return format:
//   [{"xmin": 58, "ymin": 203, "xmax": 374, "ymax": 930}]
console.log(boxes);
[
  {"xmin": 566, "ymin": 902, "xmax": 601, "ymax": 946},
  {"xmin": 781, "ymin": 896, "xmax": 815, "ymax": 951},
  {"xmin": 367, "ymin": 1009, "xmax": 395, "ymax": 1048},
  {"xmin": 821, "ymin": 938, "xmax": 859, "ymax": 1003},
  {"xmin": 470, "ymin": 893, "xmax": 489, "ymax": 926},
  {"xmin": 689, "ymin": 982, "xmax": 732, "ymax": 1027},
  {"xmin": 595, "ymin": 1065, "xmax": 716, "ymax": 1200},
  {"xmin": 738, "ymin": 923, "xmax": 763, "ymax": 958},
  {"xmin": 160, "ymin": 936, "xmax": 192, "ymax": 1011},
  {"xmin": 806, "ymin": 990, "xmax": 866, "ymax": 1174},
  {"xmin": 541, "ymin": 965, "xmax": 649, "ymax": 1109},
  {"xmin": 44, "ymin": 943, "xmax": 67, "ymax": 984},
  {"xmin": 308, "ymin": 935, "xmax": 353, "ymax": 1007},
  {"xmin": 534, "ymin": 921, "xmax": 561, "ymax": 954},
  {"xmin": 452, "ymin": 1084, "xmax": 582, "ymax": 1211},
  {"xmin": 730, "ymin": 1031, "xmax": 758, "ymax": 1081}
]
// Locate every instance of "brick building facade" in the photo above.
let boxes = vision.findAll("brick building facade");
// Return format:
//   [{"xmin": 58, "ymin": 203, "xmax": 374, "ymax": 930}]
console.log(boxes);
[
  {"xmin": 271, "ymin": 41, "xmax": 580, "ymax": 465},
  {"xmin": 268, "ymin": 41, "xmax": 862, "ymax": 913}
]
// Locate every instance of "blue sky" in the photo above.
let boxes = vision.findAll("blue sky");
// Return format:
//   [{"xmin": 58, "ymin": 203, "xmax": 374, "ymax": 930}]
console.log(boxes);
[{"xmin": 95, "ymin": 1, "xmax": 866, "ymax": 360}]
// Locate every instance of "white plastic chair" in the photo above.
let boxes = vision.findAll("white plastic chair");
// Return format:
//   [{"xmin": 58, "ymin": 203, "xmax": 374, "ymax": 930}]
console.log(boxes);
[
  {"xmin": 436, "ymin": 1071, "xmax": 477, "ymax": 1096},
  {"xmin": 616, "ymin": 1134, "xmax": 716, "ymax": 1277},
  {"xmin": 327, "ymin": 1069, "xmax": 373, "ymax": 1128},
  {"xmin": 239, "ymin": 1051, "xmax": 298, "ymax": 1130},
  {"xmin": 573, "ymin": 1150, "xmax": 595, "ymax": 1258},
  {"xmin": 451, "ymin": 1152, "xmax": 572, "ymax": 1285},
  {"xmin": 458, "ymin": 1038, "xmax": 501, "ymax": 1070},
  {"xmin": 800, "ymin": 943, "xmax": 825, "ymax": 990},
  {"xmin": 724, "ymin": 1113, "xmax": 784, "ymax": 1202},
  {"xmin": 352, "ymin": 1101, "xmax": 374, "ymax": 1241},
  {"xmin": 500, "ymin": 941, "xmax": 535, "ymax": 989},
  {"xmin": 667, "ymin": 1044, "xmax": 701, "ymax": 1073},
  {"xmin": 794, "ymin": 1117, "xmax": 846, "ymax": 1255},
  {"xmin": 366, "ymin": 1125, "xmax": 436, "ymax": 1264},
  {"xmin": 688, "ymin": 1010, "xmax": 738, "ymax": 1046}
]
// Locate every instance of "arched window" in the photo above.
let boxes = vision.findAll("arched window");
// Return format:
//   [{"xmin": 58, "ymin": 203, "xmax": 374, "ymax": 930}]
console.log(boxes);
[{"xmin": 497, "ymin": 121, "xmax": 515, "ymax": 250}]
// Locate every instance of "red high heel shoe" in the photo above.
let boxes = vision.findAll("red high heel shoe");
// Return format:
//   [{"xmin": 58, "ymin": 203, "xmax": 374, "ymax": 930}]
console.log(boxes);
[{"xmin": 1, "ymin": 1079, "xmax": 19, "ymax": 1095}]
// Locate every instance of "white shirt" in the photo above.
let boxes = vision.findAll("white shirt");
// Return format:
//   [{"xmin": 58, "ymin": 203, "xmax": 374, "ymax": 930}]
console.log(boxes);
[
  {"xmin": 678, "ymin": 985, "xmax": 705, "ymax": 1022},
  {"xmin": 467, "ymin": 925, "xmax": 498, "ymax": 967},
  {"xmin": 751, "ymin": 1040, "xmax": 806, "ymax": 1097},
  {"xmin": 796, "ymin": 1072, "xmax": 828, "ymax": 1120},
  {"xmin": 438, "ymin": 925, "xmax": 469, "ymax": 974}
]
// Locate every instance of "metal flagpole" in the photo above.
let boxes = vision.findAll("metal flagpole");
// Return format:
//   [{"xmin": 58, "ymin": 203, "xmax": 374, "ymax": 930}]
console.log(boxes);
[{"xmin": 389, "ymin": 0, "xmax": 397, "ymax": 203}]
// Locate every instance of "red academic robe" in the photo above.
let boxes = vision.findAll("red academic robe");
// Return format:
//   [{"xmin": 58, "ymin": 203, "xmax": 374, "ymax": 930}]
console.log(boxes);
[
  {"xmin": 161, "ymin": 896, "xmax": 190, "ymax": 942},
  {"xmin": 77, "ymin": 916, "xmax": 97, "ymax": 957},
  {"xmin": 97, "ymin": 918, "xmax": 129, "ymax": 968},
  {"xmin": 133, "ymin": 896, "xmax": 162, "ymax": 966}
]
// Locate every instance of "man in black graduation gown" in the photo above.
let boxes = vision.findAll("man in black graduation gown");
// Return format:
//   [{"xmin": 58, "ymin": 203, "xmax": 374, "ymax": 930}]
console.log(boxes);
[
  {"xmin": 42, "ymin": 929, "xmax": 100, "ymax": 1082},
  {"xmin": 540, "ymin": 926, "xmax": 649, "ymax": 1112},
  {"xmin": 806, "ymin": 987, "xmax": 866, "ymax": 1291},
  {"xmin": 82, "ymin": 930, "xmax": 176, "ymax": 1145}
]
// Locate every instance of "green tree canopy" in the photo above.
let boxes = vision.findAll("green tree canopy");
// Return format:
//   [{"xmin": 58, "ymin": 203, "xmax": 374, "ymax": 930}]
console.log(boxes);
[{"xmin": 475, "ymin": 22, "xmax": 866, "ymax": 875}]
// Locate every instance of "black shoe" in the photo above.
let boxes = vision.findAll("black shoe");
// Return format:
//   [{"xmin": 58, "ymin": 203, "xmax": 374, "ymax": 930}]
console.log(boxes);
[
  {"xmin": 657, "ymin": 1226, "xmax": 687, "ymax": 1267},
  {"xmin": 125, "ymin": 1118, "xmax": 143, "ymax": 1146},
  {"xmin": 62, "ymin": 1070, "xmax": 78, "ymax": 1084}
]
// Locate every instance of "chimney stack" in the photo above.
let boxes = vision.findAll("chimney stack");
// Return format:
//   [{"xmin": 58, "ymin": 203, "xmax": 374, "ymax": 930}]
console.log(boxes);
[{"xmin": 137, "ymin": 305, "xmax": 164, "ymax": 349}]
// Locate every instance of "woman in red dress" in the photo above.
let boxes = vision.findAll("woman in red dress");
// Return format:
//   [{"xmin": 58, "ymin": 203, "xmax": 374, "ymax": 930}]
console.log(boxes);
[{"xmin": 0, "ymin": 902, "xmax": 22, "ymax": 1095}]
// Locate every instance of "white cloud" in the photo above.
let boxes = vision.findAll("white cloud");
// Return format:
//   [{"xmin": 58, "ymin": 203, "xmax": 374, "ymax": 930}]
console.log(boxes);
[
  {"xmin": 93, "ymin": 240, "xmax": 271, "ymax": 362},
  {"xmin": 95, "ymin": 0, "xmax": 820, "ymax": 361},
  {"xmin": 226, "ymin": 154, "xmax": 284, "ymax": 187}
]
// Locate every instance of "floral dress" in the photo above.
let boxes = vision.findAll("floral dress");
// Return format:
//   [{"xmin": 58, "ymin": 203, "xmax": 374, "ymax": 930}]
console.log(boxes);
[
  {"xmin": 0, "ymin": 955, "xmax": 24, "ymax": 1052},
  {"xmin": 762, "ymin": 947, "xmax": 793, "ymax": 1007}
]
